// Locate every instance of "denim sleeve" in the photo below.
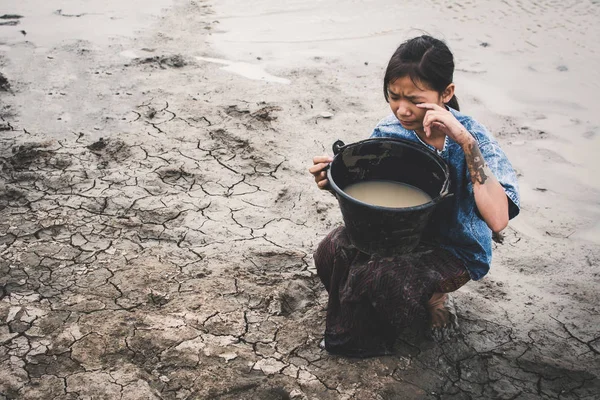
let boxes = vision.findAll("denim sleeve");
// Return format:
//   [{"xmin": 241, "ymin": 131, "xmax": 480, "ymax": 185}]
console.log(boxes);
[
  {"xmin": 370, "ymin": 127, "xmax": 382, "ymax": 138},
  {"xmin": 478, "ymin": 140, "xmax": 521, "ymax": 220}
]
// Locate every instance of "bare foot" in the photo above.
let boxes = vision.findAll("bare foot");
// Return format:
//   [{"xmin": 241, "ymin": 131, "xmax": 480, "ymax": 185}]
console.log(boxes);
[
  {"xmin": 427, "ymin": 293, "xmax": 459, "ymax": 341},
  {"xmin": 428, "ymin": 292, "xmax": 450, "ymax": 329}
]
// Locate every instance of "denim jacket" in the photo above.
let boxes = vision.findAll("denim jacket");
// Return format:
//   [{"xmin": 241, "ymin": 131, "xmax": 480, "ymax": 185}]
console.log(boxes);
[{"xmin": 370, "ymin": 108, "xmax": 520, "ymax": 280}]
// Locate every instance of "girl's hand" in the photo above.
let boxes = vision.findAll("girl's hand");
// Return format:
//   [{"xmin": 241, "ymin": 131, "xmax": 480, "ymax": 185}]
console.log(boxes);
[
  {"xmin": 417, "ymin": 103, "xmax": 471, "ymax": 147},
  {"xmin": 309, "ymin": 155, "xmax": 333, "ymax": 189}
]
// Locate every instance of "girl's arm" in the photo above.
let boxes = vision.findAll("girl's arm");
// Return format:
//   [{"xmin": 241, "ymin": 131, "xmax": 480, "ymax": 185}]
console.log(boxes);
[
  {"xmin": 461, "ymin": 137, "xmax": 509, "ymax": 232},
  {"xmin": 418, "ymin": 103, "xmax": 510, "ymax": 232}
]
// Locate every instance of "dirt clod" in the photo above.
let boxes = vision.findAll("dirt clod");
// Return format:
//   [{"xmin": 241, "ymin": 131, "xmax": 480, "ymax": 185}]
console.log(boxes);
[{"xmin": 0, "ymin": 72, "xmax": 10, "ymax": 91}]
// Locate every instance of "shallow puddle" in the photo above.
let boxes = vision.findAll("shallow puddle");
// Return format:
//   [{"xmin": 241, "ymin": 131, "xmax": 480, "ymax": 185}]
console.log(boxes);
[{"xmin": 0, "ymin": 0, "xmax": 174, "ymax": 48}]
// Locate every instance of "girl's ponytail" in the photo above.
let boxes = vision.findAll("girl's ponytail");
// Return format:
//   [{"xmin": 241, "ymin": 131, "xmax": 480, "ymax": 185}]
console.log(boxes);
[{"xmin": 446, "ymin": 94, "xmax": 460, "ymax": 111}]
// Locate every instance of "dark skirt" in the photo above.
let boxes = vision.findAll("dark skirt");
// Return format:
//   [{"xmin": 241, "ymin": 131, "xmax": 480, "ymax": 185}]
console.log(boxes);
[{"xmin": 314, "ymin": 226, "xmax": 470, "ymax": 357}]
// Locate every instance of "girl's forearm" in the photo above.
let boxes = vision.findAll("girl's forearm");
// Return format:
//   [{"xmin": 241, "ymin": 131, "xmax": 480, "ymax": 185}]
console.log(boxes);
[{"xmin": 462, "ymin": 138, "xmax": 509, "ymax": 232}]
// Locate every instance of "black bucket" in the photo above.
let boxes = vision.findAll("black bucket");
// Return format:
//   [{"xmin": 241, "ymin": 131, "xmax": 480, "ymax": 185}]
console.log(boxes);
[{"xmin": 326, "ymin": 138, "xmax": 451, "ymax": 256}]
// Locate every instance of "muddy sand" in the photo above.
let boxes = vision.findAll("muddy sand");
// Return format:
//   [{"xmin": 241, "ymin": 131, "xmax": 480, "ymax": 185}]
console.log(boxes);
[{"xmin": 1, "ymin": 0, "xmax": 599, "ymax": 399}]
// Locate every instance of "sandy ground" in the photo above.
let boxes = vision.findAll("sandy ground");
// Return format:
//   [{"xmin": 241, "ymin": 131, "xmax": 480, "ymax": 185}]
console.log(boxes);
[{"xmin": 1, "ymin": 0, "xmax": 600, "ymax": 399}]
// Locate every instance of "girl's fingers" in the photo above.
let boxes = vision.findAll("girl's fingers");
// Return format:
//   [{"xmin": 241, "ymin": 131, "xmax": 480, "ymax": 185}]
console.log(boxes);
[
  {"xmin": 423, "ymin": 109, "xmax": 437, "ymax": 122},
  {"xmin": 417, "ymin": 103, "xmax": 445, "ymax": 111},
  {"xmin": 423, "ymin": 111, "xmax": 451, "ymax": 137},
  {"xmin": 422, "ymin": 115, "xmax": 431, "ymax": 137},
  {"xmin": 421, "ymin": 108, "xmax": 466, "ymax": 141},
  {"xmin": 423, "ymin": 112, "xmax": 437, "ymax": 131},
  {"xmin": 310, "ymin": 154, "xmax": 332, "ymax": 189},
  {"xmin": 317, "ymin": 178, "xmax": 329, "ymax": 189},
  {"xmin": 313, "ymin": 170, "xmax": 328, "ymax": 184},
  {"xmin": 422, "ymin": 112, "xmax": 430, "ymax": 127},
  {"xmin": 310, "ymin": 155, "xmax": 332, "ymax": 177},
  {"xmin": 422, "ymin": 108, "xmax": 451, "ymax": 126},
  {"xmin": 313, "ymin": 155, "xmax": 333, "ymax": 164},
  {"xmin": 424, "ymin": 117, "xmax": 432, "ymax": 137},
  {"xmin": 308, "ymin": 162, "xmax": 329, "ymax": 175},
  {"xmin": 425, "ymin": 111, "xmax": 449, "ymax": 127}
]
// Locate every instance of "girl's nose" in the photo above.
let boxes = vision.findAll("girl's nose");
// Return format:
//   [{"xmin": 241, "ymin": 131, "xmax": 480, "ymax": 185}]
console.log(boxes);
[{"xmin": 396, "ymin": 103, "xmax": 411, "ymax": 117}]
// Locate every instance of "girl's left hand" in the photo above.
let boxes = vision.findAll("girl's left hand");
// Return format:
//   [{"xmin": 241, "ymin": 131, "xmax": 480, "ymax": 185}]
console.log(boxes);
[{"xmin": 417, "ymin": 103, "xmax": 471, "ymax": 147}]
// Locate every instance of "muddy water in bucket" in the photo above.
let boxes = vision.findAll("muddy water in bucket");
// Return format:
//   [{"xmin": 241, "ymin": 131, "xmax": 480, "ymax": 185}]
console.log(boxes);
[
  {"xmin": 327, "ymin": 138, "xmax": 451, "ymax": 256},
  {"xmin": 343, "ymin": 180, "xmax": 431, "ymax": 208}
]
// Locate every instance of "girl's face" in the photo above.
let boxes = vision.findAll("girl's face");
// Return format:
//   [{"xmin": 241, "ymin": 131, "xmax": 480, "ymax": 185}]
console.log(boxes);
[{"xmin": 387, "ymin": 76, "xmax": 453, "ymax": 134}]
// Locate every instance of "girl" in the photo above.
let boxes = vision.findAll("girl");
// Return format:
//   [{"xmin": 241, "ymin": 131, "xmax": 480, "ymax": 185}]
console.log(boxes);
[{"xmin": 309, "ymin": 35, "xmax": 520, "ymax": 357}]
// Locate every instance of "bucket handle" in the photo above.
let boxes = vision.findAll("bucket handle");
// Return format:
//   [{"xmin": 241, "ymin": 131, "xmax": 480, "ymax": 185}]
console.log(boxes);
[
  {"xmin": 332, "ymin": 140, "xmax": 345, "ymax": 155},
  {"xmin": 321, "ymin": 140, "xmax": 345, "ymax": 194}
]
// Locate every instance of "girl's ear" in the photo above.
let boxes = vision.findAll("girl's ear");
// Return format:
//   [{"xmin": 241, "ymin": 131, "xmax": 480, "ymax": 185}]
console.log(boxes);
[{"xmin": 442, "ymin": 83, "xmax": 455, "ymax": 103}]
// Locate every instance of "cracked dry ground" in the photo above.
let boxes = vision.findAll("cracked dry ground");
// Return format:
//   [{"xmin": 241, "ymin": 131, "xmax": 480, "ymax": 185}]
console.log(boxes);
[
  {"xmin": 2, "ymin": 99, "xmax": 599, "ymax": 400},
  {"xmin": 1, "ymin": 10, "xmax": 600, "ymax": 400}
]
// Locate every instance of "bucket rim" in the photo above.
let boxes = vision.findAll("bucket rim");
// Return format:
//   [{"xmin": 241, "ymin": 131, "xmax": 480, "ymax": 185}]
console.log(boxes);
[{"xmin": 326, "ymin": 137, "xmax": 451, "ymax": 211}]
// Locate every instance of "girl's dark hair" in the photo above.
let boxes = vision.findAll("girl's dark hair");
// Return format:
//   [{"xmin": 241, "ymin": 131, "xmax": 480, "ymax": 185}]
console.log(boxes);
[{"xmin": 383, "ymin": 35, "xmax": 459, "ymax": 111}]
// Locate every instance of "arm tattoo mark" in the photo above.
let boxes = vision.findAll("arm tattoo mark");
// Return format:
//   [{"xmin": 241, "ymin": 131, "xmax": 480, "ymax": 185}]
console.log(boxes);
[{"xmin": 465, "ymin": 142, "xmax": 490, "ymax": 185}]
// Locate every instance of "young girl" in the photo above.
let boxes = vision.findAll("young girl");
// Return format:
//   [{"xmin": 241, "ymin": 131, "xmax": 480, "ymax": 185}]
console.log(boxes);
[{"xmin": 309, "ymin": 35, "xmax": 520, "ymax": 357}]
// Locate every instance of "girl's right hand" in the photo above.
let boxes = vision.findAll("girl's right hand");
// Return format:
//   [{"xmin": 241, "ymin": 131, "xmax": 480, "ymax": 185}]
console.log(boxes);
[{"xmin": 309, "ymin": 155, "xmax": 333, "ymax": 189}]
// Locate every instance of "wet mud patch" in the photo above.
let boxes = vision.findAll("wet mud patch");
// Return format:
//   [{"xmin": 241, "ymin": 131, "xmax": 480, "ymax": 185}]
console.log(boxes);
[
  {"xmin": 278, "ymin": 280, "xmax": 316, "ymax": 316},
  {"xmin": 86, "ymin": 138, "xmax": 108, "ymax": 151},
  {"xmin": 32, "ymin": 223, "xmax": 70, "ymax": 241},
  {"xmin": 247, "ymin": 249, "xmax": 308, "ymax": 274},
  {"xmin": 251, "ymin": 105, "xmax": 283, "ymax": 122},
  {"xmin": 3, "ymin": 142, "xmax": 56, "ymax": 171},
  {"xmin": 0, "ymin": 72, "xmax": 10, "ymax": 91},
  {"xmin": 154, "ymin": 166, "xmax": 196, "ymax": 188},
  {"xmin": 201, "ymin": 128, "xmax": 281, "ymax": 177},
  {"xmin": 0, "ymin": 107, "xmax": 17, "ymax": 129},
  {"xmin": 225, "ymin": 103, "xmax": 283, "ymax": 125},
  {"xmin": 86, "ymin": 137, "xmax": 132, "ymax": 163},
  {"xmin": 0, "ymin": 119, "xmax": 12, "ymax": 131},
  {"xmin": 208, "ymin": 128, "xmax": 252, "ymax": 153},
  {"xmin": 131, "ymin": 206, "xmax": 189, "ymax": 226},
  {"xmin": 0, "ymin": 187, "xmax": 27, "ymax": 210},
  {"xmin": 132, "ymin": 54, "xmax": 187, "ymax": 69}
]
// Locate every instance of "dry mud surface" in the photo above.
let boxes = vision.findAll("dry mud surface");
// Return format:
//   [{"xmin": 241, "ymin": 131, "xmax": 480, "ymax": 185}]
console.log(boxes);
[{"xmin": 1, "ymin": 1, "xmax": 600, "ymax": 399}]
